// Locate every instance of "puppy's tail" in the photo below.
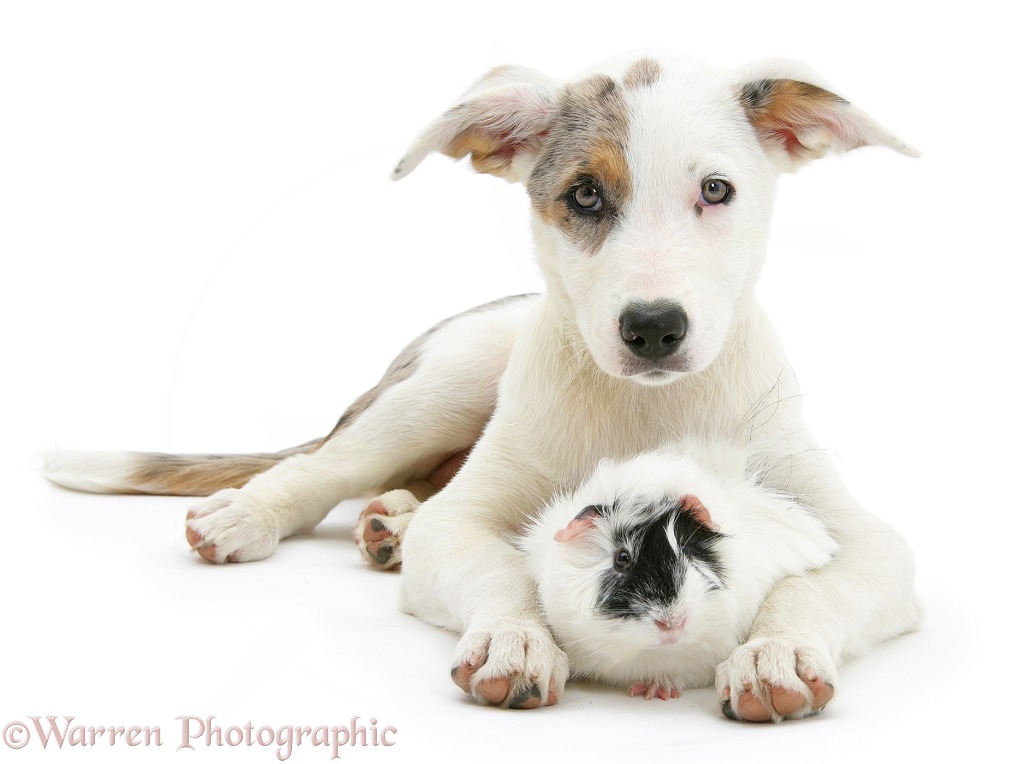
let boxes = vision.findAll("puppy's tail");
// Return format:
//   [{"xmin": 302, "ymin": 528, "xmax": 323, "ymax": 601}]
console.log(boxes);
[{"xmin": 41, "ymin": 439, "xmax": 323, "ymax": 496}]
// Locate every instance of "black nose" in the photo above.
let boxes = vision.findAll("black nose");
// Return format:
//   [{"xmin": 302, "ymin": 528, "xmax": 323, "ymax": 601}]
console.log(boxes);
[{"xmin": 619, "ymin": 302, "xmax": 688, "ymax": 359}]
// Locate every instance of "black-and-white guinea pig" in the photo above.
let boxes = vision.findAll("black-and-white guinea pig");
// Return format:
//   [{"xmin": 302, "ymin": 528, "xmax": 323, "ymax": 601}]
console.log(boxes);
[{"xmin": 518, "ymin": 442, "xmax": 838, "ymax": 699}]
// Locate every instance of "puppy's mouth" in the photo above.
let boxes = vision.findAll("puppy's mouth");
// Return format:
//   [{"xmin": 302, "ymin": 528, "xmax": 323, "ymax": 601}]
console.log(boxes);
[
  {"xmin": 634, "ymin": 370, "xmax": 682, "ymax": 386},
  {"xmin": 620, "ymin": 356, "xmax": 692, "ymax": 385}
]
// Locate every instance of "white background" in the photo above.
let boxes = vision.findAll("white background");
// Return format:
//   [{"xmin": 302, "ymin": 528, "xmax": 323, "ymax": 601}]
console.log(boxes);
[{"xmin": 2, "ymin": 2, "xmax": 1026, "ymax": 762}]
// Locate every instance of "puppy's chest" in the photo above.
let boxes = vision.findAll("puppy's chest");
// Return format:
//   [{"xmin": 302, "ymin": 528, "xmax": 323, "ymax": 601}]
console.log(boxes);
[{"xmin": 534, "ymin": 386, "xmax": 732, "ymax": 484}]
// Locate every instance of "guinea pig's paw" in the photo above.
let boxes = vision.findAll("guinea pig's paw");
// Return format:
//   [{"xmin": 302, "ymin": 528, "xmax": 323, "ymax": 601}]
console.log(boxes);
[
  {"xmin": 450, "ymin": 623, "xmax": 569, "ymax": 709},
  {"xmin": 628, "ymin": 682, "xmax": 681, "ymax": 701},
  {"xmin": 185, "ymin": 489, "xmax": 279, "ymax": 564},
  {"xmin": 715, "ymin": 639, "xmax": 837, "ymax": 723},
  {"xmin": 353, "ymin": 489, "xmax": 420, "ymax": 571}
]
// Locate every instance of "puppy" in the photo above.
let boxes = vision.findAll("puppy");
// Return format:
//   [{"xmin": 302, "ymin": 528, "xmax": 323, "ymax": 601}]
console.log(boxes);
[{"xmin": 45, "ymin": 52, "xmax": 922, "ymax": 721}]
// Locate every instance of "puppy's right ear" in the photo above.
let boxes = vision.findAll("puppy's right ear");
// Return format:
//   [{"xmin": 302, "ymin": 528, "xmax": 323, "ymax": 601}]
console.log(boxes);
[{"xmin": 392, "ymin": 65, "xmax": 558, "ymax": 184}]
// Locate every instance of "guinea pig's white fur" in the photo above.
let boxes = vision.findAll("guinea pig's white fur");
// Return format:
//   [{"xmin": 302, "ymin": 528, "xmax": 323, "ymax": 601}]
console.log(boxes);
[{"xmin": 518, "ymin": 440, "xmax": 839, "ymax": 693}]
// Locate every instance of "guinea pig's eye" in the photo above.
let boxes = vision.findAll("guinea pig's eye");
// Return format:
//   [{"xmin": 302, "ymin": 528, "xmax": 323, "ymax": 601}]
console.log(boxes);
[
  {"xmin": 569, "ymin": 182, "xmax": 604, "ymax": 214},
  {"xmin": 699, "ymin": 177, "xmax": 734, "ymax": 206},
  {"xmin": 613, "ymin": 549, "xmax": 632, "ymax": 572}
]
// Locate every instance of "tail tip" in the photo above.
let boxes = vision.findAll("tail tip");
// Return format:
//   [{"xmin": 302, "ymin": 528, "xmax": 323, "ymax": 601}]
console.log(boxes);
[{"xmin": 41, "ymin": 450, "xmax": 138, "ymax": 494}]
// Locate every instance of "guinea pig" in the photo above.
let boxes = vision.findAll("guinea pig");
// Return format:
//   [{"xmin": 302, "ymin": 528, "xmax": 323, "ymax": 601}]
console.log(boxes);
[{"xmin": 517, "ymin": 441, "xmax": 838, "ymax": 699}]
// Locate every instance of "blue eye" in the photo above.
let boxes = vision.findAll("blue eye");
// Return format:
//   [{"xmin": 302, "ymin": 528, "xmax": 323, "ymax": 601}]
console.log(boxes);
[
  {"xmin": 700, "ymin": 177, "xmax": 733, "ymax": 205},
  {"xmin": 570, "ymin": 183, "xmax": 604, "ymax": 213}
]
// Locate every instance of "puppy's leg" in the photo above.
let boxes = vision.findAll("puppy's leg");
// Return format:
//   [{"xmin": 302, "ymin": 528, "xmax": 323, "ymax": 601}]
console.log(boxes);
[
  {"xmin": 716, "ymin": 454, "xmax": 921, "ymax": 722},
  {"xmin": 352, "ymin": 485, "xmax": 428, "ymax": 571},
  {"xmin": 186, "ymin": 296, "xmax": 536, "ymax": 563},
  {"xmin": 353, "ymin": 448, "xmax": 467, "ymax": 570},
  {"xmin": 399, "ymin": 429, "xmax": 570, "ymax": 709}
]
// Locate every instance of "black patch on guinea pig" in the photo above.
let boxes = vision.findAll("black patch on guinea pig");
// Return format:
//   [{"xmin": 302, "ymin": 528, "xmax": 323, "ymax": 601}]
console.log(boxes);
[{"xmin": 596, "ymin": 496, "xmax": 724, "ymax": 620}]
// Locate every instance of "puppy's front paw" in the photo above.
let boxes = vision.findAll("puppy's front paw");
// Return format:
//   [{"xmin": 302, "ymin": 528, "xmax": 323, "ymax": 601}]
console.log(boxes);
[
  {"xmin": 450, "ymin": 623, "xmax": 569, "ymax": 709},
  {"xmin": 716, "ymin": 639, "xmax": 837, "ymax": 722},
  {"xmin": 185, "ymin": 489, "xmax": 279, "ymax": 564}
]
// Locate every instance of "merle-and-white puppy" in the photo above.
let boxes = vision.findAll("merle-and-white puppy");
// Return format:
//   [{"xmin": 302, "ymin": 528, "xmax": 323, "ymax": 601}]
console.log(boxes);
[{"xmin": 44, "ymin": 52, "xmax": 922, "ymax": 722}]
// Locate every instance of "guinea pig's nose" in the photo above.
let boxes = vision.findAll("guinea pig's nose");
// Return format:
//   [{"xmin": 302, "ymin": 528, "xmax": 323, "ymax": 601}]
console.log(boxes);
[{"xmin": 655, "ymin": 616, "xmax": 686, "ymax": 632}]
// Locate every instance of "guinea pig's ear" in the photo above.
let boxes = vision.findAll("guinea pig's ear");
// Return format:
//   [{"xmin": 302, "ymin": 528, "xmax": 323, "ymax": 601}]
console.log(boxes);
[
  {"xmin": 554, "ymin": 505, "xmax": 604, "ymax": 542},
  {"xmin": 680, "ymin": 495, "xmax": 720, "ymax": 531}
]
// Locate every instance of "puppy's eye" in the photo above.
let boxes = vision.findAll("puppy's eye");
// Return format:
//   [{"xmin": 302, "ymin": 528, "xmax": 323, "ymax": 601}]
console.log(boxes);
[
  {"xmin": 699, "ymin": 177, "xmax": 733, "ymax": 206},
  {"xmin": 613, "ymin": 550, "xmax": 632, "ymax": 572},
  {"xmin": 570, "ymin": 183, "xmax": 604, "ymax": 214}
]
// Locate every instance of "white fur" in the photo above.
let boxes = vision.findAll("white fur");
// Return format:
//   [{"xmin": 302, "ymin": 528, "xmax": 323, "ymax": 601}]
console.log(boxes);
[
  {"xmin": 518, "ymin": 444, "xmax": 837, "ymax": 692},
  {"xmin": 43, "ymin": 450, "xmax": 145, "ymax": 493}
]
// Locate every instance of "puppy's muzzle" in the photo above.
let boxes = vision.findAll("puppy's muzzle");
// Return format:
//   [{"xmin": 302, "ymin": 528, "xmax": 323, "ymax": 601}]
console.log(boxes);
[{"xmin": 619, "ymin": 301, "xmax": 688, "ymax": 360}]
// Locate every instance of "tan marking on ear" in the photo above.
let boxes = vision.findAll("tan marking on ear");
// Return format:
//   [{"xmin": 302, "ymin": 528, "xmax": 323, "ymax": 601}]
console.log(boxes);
[
  {"xmin": 623, "ymin": 58, "xmax": 662, "ymax": 90},
  {"xmin": 739, "ymin": 78, "xmax": 856, "ymax": 158},
  {"xmin": 395, "ymin": 65, "xmax": 557, "ymax": 181},
  {"xmin": 444, "ymin": 128, "xmax": 514, "ymax": 175},
  {"xmin": 741, "ymin": 78, "xmax": 847, "ymax": 113}
]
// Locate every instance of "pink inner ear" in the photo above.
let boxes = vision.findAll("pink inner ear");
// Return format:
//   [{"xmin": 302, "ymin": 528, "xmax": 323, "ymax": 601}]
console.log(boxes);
[
  {"xmin": 554, "ymin": 506, "xmax": 601, "ymax": 542},
  {"xmin": 680, "ymin": 495, "xmax": 720, "ymax": 531}
]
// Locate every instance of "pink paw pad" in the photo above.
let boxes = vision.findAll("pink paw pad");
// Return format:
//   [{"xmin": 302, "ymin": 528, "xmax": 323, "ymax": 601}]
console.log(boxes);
[
  {"xmin": 721, "ymin": 671, "xmax": 834, "ymax": 722},
  {"xmin": 451, "ymin": 659, "xmax": 558, "ymax": 709},
  {"xmin": 354, "ymin": 499, "xmax": 402, "ymax": 570},
  {"xmin": 185, "ymin": 510, "xmax": 229, "ymax": 564}
]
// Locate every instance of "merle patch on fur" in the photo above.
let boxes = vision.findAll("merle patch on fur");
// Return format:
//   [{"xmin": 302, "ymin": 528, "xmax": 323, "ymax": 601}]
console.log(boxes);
[
  {"xmin": 527, "ymin": 75, "xmax": 631, "ymax": 255},
  {"xmin": 326, "ymin": 293, "xmax": 538, "ymax": 439},
  {"xmin": 623, "ymin": 58, "xmax": 662, "ymax": 90},
  {"xmin": 739, "ymin": 78, "xmax": 848, "ymax": 110},
  {"xmin": 597, "ymin": 497, "xmax": 724, "ymax": 620}
]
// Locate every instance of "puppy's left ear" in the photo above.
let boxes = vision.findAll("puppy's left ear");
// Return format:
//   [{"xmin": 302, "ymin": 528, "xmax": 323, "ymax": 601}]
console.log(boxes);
[
  {"xmin": 735, "ymin": 60, "xmax": 918, "ymax": 171},
  {"xmin": 392, "ymin": 64, "xmax": 558, "ymax": 184}
]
